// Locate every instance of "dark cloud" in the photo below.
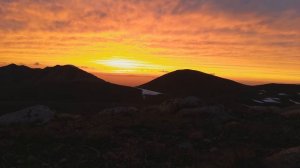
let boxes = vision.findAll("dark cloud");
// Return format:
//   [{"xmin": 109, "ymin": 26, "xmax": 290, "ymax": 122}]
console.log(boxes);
[
  {"xmin": 84, "ymin": 10, "xmax": 108, "ymax": 20},
  {"xmin": 172, "ymin": 0, "xmax": 300, "ymax": 16},
  {"xmin": 0, "ymin": 0, "xmax": 19, "ymax": 3},
  {"xmin": 49, "ymin": 21, "xmax": 71, "ymax": 31},
  {"xmin": 0, "ymin": 19, "xmax": 26, "ymax": 31},
  {"xmin": 1, "ymin": 0, "xmax": 299, "ymax": 33}
]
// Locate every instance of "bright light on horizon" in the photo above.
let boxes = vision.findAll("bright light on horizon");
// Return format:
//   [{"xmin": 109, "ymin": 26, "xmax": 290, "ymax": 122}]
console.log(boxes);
[
  {"xmin": 96, "ymin": 58, "xmax": 146, "ymax": 69},
  {"xmin": 95, "ymin": 57, "xmax": 171, "ymax": 74}
]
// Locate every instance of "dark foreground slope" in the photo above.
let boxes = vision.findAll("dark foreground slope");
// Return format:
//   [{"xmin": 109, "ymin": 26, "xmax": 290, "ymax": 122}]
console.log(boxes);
[
  {"xmin": 0, "ymin": 64, "xmax": 142, "ymax": 102},
  {"xmin": 1, "ymin": 66, "xmax": 300, "ymax": 167},
  {"xmin": 140, "ymin": 69, "xmax": 250, "ymax": 99},
  {"xmin": 1, "ymin": 100, "xmax": 300, "ymax": 168}
]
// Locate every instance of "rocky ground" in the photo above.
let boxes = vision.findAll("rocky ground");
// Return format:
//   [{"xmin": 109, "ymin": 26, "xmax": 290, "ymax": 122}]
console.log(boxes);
[{"xmin": 1, "ymin": 98, "xmax": 300, "ymax": 168}]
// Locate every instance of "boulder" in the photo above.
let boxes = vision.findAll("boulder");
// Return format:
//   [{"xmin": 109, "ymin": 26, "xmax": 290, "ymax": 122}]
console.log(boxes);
[
  {"xmin": 0, "ymin": 105, "xmax": 55, "ymax": 125},
  {"xmin": 281, "ymin": 106, "xmax": 300, "ymax": 119},
  {"xmin": 264, "ymin": 146, "xmax": 300, "ymax": 168}
]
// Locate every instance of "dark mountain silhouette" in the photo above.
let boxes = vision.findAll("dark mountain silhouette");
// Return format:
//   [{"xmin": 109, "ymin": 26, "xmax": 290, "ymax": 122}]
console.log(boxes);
[
  {"xmin": 0, "ymin": 64, "xmax": 142, "ymax": 101},
  {"xmin": 1, "ymin": 65, "xmax": 298, "ymax": 106},
  {"xmin": 139, "ymin": 69, "xmax": 250, "ymax": 99}
]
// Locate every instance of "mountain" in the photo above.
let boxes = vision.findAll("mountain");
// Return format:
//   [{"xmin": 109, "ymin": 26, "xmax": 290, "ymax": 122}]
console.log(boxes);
[
  {"xmin": 139, "ymin": 69, "xmax": 250, "ymax": 99},
  {"xmin": 0, "ymin": 64, "xmax": 142, "ymax": 101},
  {"xmin": 0, "ymin": 64, "xmax": 103, "ymax": 84}
]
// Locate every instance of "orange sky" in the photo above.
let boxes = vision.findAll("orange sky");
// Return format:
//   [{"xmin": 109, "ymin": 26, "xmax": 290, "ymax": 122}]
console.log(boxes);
[{"xmin": 0, "ymin": 0, "xmax": 300, "ymax": 86}]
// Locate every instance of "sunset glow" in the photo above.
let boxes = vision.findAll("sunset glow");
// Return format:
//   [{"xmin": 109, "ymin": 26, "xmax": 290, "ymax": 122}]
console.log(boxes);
[
  {"xmin": 0, "ymin": 0, "xmax": 299, "ymax": 86},
  {"xmin": 97, "ymin": 58, "xmax": 145, "ymax": 69}
]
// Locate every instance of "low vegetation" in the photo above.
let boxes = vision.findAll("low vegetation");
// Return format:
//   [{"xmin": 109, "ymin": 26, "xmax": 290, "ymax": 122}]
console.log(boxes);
[{"xmin": 1, "ymin": 98, "xmax": 300, "ymax": 168}]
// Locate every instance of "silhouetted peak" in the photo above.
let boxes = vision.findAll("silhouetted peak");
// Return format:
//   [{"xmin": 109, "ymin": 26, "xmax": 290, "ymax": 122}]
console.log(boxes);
[
  {"xmin": 140, "ymin": 69, "xmax": 248, "ymax": 98},
  {"xmin": 0, "ymin": 64, "xmax": 142, "ymax": 102},
  {"xmin": 0, "ymin": 64, "xmax": 106, "ymax": 83},
  {"xmin": 42, "ymin": 65, "xmax": 103, "ymax": 82},
  {"xmin": 54, "ymin": 64, "xmax": 77, "ymax": 69},
  {"xmin": 168, "ymin": 69, "xmax": 208, "ymax": 76},
  {"xmin": 1, "ymin": 64, "xmax": 31, "ymax": 70},
  {"xmin": 6, "ymin": 63, "xmax": 18, "ymax": 67},
  {"xmin": 156, "ymin": 69, "xmax": 219, "ymax": 81},
  {"xmin": 44, "ymin": 64, "xmax": 80, "ymax": 71},
  {"xmin": 173, "ymin": 69, "xmax": 200, "ymax": 73}
]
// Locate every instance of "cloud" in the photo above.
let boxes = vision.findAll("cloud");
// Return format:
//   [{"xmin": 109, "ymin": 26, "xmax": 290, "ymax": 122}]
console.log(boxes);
[
  {"xmin": 0, "ymin": 19, "xmax": 26, "ymax": 31},
  {"xmin": 172, "ymin": 0, "xmax": 300, "ymax": 16},
  {"xmin": 0, "ymin": 0, "xmax": 299, "ymax": 33}
]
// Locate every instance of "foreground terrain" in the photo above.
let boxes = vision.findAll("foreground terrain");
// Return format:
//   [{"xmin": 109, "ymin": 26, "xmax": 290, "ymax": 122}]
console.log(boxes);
[
  {"xmin": 1, "ymin": 98, "xmax": 300, "ymax": 168},
  {"xmin": 1, "ymin": 64, "xmax": 300, "ymax": 168}
]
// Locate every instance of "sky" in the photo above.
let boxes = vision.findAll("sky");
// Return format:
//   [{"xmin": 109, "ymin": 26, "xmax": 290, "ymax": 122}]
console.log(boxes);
[{"xmin": 0, "ymin": 0, "xmax": 299, "ymax": 86}]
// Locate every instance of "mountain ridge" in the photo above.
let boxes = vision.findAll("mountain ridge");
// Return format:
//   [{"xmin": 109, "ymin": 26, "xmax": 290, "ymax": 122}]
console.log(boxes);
[
  {"xmin": 0, "ymin": 64, "xmax": 142, "ymax": 101},
  {"xmin": 1, "ymin": 64, "xmax": 299, "ymax": 105}
]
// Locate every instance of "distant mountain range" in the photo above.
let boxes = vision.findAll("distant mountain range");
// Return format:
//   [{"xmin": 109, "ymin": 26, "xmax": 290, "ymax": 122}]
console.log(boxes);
[
  {"xmin": 0, "ymin": 64, "xmax": 142, "ymax": 101},
  {"xmin": 0, "ymin": 64, "xmax": 299, "ymax": 106}
]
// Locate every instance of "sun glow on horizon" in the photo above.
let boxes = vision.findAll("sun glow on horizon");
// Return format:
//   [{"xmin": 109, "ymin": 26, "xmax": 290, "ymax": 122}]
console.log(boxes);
[
  {"xmin": 96, "ymin": 58, "xmax": 148, "ymax": 69},
  {"xmin": 94, "ymin": 57, "xmax": 170, "ymax": 74}
]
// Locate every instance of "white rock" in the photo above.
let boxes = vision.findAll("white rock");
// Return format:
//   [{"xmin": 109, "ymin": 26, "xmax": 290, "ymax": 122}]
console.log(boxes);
[
  {"xmin": 263, "ymin": 98, "xmax": 281, "ymax": 104},
  {"xmin": 278, "ymin": 93, "xmax": 288, "ymax": 96},
  {"xmin": 0, "ymin": 105, "xmax": 55, "ymax": 125},
  {"xmin": 259, "ymin": 90, "xmax": 266, "ymax": 95},
  {"xmin": 139, "ymin": 88, "xmax": 161, "ymax": 96},
  {"xmin": 289, "ymin": 99, "xmax": 300, "ymax": 105},
  {"xmin": 252, "ymin": 99, "xmax": 264, "ymax": 104}
]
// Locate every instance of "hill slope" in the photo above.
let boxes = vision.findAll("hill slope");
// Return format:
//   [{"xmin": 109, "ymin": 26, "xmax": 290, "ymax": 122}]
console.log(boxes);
[
  {"xmin": 139, "ymin": 69, "xmax": 249, "ymax": 98},
  {"xmin": 0, "ymin": 64, "xmax": 142, "ymax": 101}
]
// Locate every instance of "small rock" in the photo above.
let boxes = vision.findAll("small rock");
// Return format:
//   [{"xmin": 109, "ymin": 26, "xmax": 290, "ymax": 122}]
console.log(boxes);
[{"xmin": 281, "ymin": 107, "xmax": 300, "ymax": 119}]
